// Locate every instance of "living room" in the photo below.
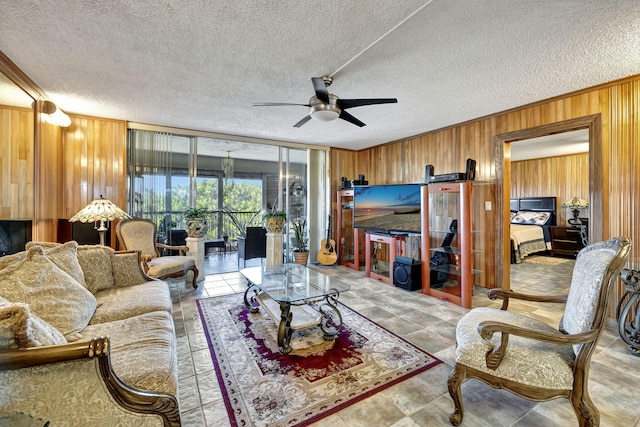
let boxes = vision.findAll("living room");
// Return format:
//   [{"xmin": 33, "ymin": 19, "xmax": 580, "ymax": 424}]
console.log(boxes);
[{"xmin": 1, "ymin": 2, "xmax": 639, "ymax": 426}]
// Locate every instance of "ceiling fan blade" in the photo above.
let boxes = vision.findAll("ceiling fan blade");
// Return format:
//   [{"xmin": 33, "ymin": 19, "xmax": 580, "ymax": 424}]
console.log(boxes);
[
  {"xmin": 339, "ymin": 110, "xmax": 366, "ymax": 127},
  {"xmin": 338, "ymin": 98, "xmax": 398, "ymax": 109},
  {"xmin": 311, "ymin": 77, "xmax": 330, "ymax": 104},
  {"xmin": 293, "ymin": 115, "xmax": 312, "ymax": 128},
  {"xmin": 253, "ymin": 102, "xmax": 310, "ymax": 107}
]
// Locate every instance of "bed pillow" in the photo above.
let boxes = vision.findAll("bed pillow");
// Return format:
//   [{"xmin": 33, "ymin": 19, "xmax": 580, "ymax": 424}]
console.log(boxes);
[
  {"xmin": 0, "ymin": 296, "xmax": 67, "ymax": 349},
  {"xmin": 511, "ymin": 210, "xmax": 551, "ymax": 226},
  {"xmin": 510, "ymin": 211, "xmax": 517, "ymax": 222}
]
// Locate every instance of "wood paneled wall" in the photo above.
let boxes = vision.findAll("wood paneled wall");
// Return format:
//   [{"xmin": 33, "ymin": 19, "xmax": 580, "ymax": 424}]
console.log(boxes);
[
  {"xmin": 331, "ymin": 75, "xmax": 640, "ymax": 316},
  {"xmin": 0, "ymin": 105, "xmax": 34, "ymax": 219},
  {"xmin": 60, "ymin": 115, "xmax": 127, "ymax": 221},
  {"xmin": 511, "ymin": 153, "xmax": 589, "ymax": 226}
]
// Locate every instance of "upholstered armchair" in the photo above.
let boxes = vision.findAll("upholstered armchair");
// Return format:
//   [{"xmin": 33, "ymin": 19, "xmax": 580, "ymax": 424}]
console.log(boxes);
[
  {"xmin": 116, "ymin": 218, "xmax": 199, "ymax": 288},
  {"xmin": 448, "ymin": 237, "xmax": 631, "ymax": 426}
]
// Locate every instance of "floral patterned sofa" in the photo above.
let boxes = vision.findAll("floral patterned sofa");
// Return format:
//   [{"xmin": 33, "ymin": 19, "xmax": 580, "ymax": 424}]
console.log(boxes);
[{"xmin": 0, "ymin": 241, "xmax": 180, "ymax": 426}]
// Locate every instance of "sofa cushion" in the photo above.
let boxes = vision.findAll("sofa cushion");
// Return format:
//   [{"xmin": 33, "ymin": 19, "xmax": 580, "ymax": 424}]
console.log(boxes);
[
  {"xmin": 26, "ymin": 241, "xmax": 86, "ymax": 286},
  {"xmin": 0, "ymin": 297, "xmax": 67, "ymax": 349},
  {"xmin": 112, "ymin": 250, "xmax": 149, "ymax": 287},
  {"xmin": 82, "ymin": 311, "xmax": 177, "ymax": 396},
  {"xmin": 0, "ymin": 246, "xmax": 97, "ymax": 341},
  {"xmin": 90, "ymin": 281, "xmax": 172, "ymax": 324},
  {"xmin": 76, "ymin": 245, "xmax": 115, "ymax": 294}
]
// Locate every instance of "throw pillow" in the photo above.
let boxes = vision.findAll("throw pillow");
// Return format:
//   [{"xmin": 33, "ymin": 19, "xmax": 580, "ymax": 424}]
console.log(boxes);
[
  {"xmin": 510, "ymin": 210, "xmax": 551, "ymax": 226},
  {"xmin": 76, "ymin": 245, "xmax": 115, "ymax": 294},
  {"xmin": 0, "ymin": 246, "xmax": 97, "ymax": 341},
  {"xmin": 112, "ymin": 250, "xmax": 148, "ymax": 287},
  {"xmin": 0, "ymin": 296, "xmax": 66, "ymax": 349},
  {"xmin": 26, "ymin": 241, "xmax": 86, "ymax": 287},
  {"xmin": 0, "ymin": 251, "xmax": 26, "ymax": 272}
]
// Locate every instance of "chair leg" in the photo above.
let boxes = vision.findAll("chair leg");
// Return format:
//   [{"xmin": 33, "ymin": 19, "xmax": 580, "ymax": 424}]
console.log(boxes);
[
  {"xmin": 570, "ymin": 387, "xmax": 599, "ymax": 427},
  {"xmin": 448, "ymin": 363, "xmax": 466, "ymax": 426},
  {"xmin": 191, "ymin": 266, "xmax": 199, "ymax": 289}
]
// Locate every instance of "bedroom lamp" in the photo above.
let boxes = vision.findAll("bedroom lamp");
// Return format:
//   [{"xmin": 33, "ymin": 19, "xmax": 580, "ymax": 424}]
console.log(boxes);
[
  {"xmin": 561, "ymin": 197, "xmax": 589, "ymax": 226},
  {"xmin": 69, "ymin": 195, "xmax": 131, "ymax": 245}
]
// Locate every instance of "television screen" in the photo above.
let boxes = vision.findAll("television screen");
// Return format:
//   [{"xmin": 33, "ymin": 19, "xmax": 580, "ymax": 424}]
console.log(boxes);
[{"xmin": 353, "ymin": 184, "xmax": 424, "ymax": 234}]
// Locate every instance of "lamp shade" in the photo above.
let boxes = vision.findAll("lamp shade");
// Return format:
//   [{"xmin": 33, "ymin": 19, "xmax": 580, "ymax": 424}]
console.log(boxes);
[
  {"xmin": 69, "ymin": 195, "xmax": 131, "ymax": 223},
  {"xmin": 561, "ymin": 197, "xmax": 589, "ymax": 209}
]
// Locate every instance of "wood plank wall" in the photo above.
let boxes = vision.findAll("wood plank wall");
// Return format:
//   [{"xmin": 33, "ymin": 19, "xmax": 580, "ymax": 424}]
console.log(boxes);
[
  {"xmin": 0, "ymin": 105, "xmax": 34, "ymax": 219},
  {"xmin": 511, "ymin": 153, "xmax": 590, "ymax": 226},
  {"xmin": 331, "ymin": 75, "xmax": 640, "ymax": 317}
]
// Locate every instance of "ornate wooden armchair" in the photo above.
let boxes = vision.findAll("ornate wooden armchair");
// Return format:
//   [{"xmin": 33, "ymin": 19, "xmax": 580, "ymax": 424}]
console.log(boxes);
[
  {"xmin": 448, "ymin": 236, "xmax": 631, "ymax": 426},
  {"xmin": 116, "ymin": 218, "xmax": 199, "ymax": 288}
]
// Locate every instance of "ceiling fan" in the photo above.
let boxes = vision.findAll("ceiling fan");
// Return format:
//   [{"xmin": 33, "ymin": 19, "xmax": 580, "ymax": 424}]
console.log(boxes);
[{"xmin": 254, "ymin": 76, "xmax": 398, "ymax": 128}]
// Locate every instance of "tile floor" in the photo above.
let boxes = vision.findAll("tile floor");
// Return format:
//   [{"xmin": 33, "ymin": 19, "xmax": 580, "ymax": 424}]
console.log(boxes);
[{"xmin": 171, "ymin": 255, "xmax": 640, "ymax": 426}]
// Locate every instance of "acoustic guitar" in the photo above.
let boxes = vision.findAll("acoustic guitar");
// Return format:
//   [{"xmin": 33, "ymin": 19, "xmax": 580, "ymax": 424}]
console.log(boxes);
[{"xmin": 317, "ymin": 215, "xmax": 337, "ymax": 265}]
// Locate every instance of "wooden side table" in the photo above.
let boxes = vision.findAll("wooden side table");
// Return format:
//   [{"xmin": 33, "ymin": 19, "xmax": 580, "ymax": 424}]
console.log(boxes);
[{"xmin": 617, "ymin": 268, "xmax": 640, "ymax": 356}]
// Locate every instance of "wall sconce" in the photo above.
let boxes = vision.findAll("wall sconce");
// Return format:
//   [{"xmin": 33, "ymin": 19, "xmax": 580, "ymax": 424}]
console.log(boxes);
[{"xmin": 42, "ymin": 100, "xmax": 71, "ymax": 127}]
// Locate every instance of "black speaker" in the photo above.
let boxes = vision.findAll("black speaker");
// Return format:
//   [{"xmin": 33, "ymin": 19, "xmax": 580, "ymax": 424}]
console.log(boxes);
[
  {"xmin": 465, "ymin": 158, "xmax": 476, "ymax": 181},
  {"xmin": 393, "ymin": 258, "xmax": 422, "ymax": 291},
  {"xmin": 425, "ymin": 164, "xmax": 434, "ymax": 182}
]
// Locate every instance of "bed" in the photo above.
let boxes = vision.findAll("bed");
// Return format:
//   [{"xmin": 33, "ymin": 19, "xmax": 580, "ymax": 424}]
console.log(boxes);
[{"xmin": 510, "ymin": 197, "xmax": 556, "ymax": 264}]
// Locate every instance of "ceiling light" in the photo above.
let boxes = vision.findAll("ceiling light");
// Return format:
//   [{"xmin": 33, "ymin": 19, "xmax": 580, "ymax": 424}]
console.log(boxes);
[
  {"xmin": 310, "ymin": 102, "xmax": 340, "ymax": 122},
  {"xmin": 42, "ymin": 100, "xmax": 71, "ymax": 127}
]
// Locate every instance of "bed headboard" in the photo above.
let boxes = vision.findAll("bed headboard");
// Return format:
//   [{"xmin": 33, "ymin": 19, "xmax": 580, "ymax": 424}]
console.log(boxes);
[{"xmin": 510, "ymin": 197, "xmax": 557, "ymax": 226}]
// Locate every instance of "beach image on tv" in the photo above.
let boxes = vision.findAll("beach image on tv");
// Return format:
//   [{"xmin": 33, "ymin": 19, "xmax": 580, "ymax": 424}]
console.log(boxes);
[{"xmin": 353, "ymin": 184, "xmax": 422, "ymax": 233}]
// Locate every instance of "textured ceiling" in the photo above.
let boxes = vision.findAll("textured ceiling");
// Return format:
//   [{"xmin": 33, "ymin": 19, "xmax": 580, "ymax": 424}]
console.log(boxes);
[{"xmin": 1, "ymin": 0, "xmax": 639, "ymax": 151}]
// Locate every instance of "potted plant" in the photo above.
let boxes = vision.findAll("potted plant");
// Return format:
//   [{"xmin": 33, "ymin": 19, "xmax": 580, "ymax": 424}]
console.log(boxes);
[
  {"xmin": 291, "ymin": 218, "xmax": 309, "ymax": 265},
  {"xmin": 264, "ymin": 207, "xmax": 287, "ymax": 233},
  {"xmin": 183, "ymin": 207, "xmax": 209, "ymax": 237}
]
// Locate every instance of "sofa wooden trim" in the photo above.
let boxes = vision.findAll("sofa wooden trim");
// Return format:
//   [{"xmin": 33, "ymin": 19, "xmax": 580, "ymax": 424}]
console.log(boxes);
[{"xmin": 0, "ymin": 337, "xmax": 180, "ymax": 427}]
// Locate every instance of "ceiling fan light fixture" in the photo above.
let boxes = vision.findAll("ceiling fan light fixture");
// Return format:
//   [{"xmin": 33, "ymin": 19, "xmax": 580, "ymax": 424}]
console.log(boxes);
[
  {"xmin": 311, "ymin": 109, "xmax": 340, "ymax": 121},
  {"xmin": 309, "ymin": 96, "xmax": 340, "ymax": 121}
]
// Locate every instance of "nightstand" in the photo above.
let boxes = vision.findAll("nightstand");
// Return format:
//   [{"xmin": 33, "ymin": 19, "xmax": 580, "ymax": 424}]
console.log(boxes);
[{"xmin": 550, "ymin": 226, "xmax": 585, "ymax": 257}]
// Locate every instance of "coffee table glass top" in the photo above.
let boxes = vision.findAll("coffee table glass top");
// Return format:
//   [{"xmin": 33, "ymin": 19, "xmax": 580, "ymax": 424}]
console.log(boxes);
[{"xmin": 240, "ymin": 263, "xmax": 350, "ymax": 303}]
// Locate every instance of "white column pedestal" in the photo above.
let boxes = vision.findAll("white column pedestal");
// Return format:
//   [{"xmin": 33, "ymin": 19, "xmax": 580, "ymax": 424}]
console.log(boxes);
[
  {"xmin": 266, "ymin": 232, "xmax": 283, "ymax": 266},
  {"xmin": 186, "ymin": 236, "xmax": 205, "ymax": 283}
]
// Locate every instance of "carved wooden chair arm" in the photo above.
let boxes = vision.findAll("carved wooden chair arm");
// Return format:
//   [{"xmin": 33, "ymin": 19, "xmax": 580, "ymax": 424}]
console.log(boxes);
[
  {"xmin": 0, "ymin": 337, "xmax": 180, "ymax": 426},
  {"xmin": 155, "ymin": 243, "xmax": 189, "ymax": 255},
  {"xmin": 477, "ymin": 320, "xmax": 598, "ymax": 370},
  {"xmin": 0, "ymin": 336, "xmax": 110, "ymax": 370},
  {"xmin": 487, "ymin": 288, "xmax": 568, "ymax": 310}
]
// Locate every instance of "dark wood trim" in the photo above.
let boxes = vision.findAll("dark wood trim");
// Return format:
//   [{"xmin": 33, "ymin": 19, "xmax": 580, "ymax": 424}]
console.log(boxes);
[{"xmin": 493, "ymin": 114, "xmax": 602, "ymax": 288}]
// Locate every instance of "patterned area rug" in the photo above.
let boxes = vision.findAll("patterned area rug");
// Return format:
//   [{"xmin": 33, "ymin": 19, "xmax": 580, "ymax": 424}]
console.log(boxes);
[
  {"xmin": 522, "ymin": 255, "xmax": 570, "ymax": 266},
  {"xmin": 197, "ymin": 294, "xmax": 442, "ymax": 427}
]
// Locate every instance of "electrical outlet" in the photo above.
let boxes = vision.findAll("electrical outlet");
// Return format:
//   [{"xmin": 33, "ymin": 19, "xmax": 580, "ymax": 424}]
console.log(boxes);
[{"xmin": 485, "ymin": 201, "xmax": 492, "ymax": 211}]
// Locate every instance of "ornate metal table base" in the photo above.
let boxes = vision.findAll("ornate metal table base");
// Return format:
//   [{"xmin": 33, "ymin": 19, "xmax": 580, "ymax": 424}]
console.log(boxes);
[
  {"xmin": 243, "ymin": 282, "xmax": 344, "ymax": 354},
  {"xmin": 617, "ymin": 269, "xmax": 640, "ymax": 356}
]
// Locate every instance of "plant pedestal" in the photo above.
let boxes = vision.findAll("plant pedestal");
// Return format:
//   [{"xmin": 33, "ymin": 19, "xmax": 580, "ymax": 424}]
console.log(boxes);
[
  {"xmin": 185, "ymin": 236, "xmax": 205, "ymax": 283},
  {"xmin": 266, "ymin": 232, "xmax": 283, "ymax": 266}
]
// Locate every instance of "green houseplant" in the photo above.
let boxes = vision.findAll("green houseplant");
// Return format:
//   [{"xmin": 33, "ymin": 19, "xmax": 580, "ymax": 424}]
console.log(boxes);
[
  {"xmin": 291, "ymin": 218, "xmax": 309, "ymax": 265},
  {"xmin": 182, "ymin": 207, "xmax": 209, "ymax": 237},
  {"xmin": 264, "ymin": 208, "xmax": 287, "ymax": 233}
]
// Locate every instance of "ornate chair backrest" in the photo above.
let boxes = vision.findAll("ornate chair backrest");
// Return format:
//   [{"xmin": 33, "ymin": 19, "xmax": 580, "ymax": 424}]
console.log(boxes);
[
  {"xmin": 559, "ymin": 237, "xmax": 631, "ymax": 355},
  {"xmin": 116, "ymin": 218, "xmax": 160, "ymax": 259}
]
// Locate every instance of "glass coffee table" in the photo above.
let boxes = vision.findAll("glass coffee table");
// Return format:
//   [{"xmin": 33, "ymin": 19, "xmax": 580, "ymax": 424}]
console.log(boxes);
[{"xmin": 240, "ymin": 263, "xmax": 351, "ymax": 354}]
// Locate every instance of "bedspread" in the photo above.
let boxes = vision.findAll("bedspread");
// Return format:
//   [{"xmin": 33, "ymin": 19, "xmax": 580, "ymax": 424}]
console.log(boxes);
[{"xmin": 510, "ymin": 224, "xmax": 549, "ymax": 263}]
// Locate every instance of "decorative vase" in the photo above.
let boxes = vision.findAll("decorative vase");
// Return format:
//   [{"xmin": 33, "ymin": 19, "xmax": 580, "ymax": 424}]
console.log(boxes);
[
  {"xmin": 186, "ymin": 219, "xmax": 209, "ymax": 238},
  {"xmin": 293, "ymin": 251, "xmax": 309, "ymax": 265},
  {"xmin": 265, "ymin": 217, "xmax": 285, "ymax": 233}
]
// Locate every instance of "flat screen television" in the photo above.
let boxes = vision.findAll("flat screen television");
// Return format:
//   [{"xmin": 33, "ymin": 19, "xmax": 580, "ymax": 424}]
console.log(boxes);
[
  {"xmin": 353, "ymin": 184, "xmax": 424, "ymax": 234},
  {"xmin": 0, "ymin": 220, "xmax": 32, "ymax": 257}
]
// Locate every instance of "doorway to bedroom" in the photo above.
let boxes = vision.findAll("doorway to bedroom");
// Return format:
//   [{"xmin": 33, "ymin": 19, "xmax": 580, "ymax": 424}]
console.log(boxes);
[{"xmin": 495, "ymin": 114, "xmax": 603, "ymax": 290}]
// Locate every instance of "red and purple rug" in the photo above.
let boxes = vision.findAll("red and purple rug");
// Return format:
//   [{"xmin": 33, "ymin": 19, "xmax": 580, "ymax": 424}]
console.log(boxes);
[{"xmin": 197, "ymin": 293, "xmax": 442, "ymax": 426}]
